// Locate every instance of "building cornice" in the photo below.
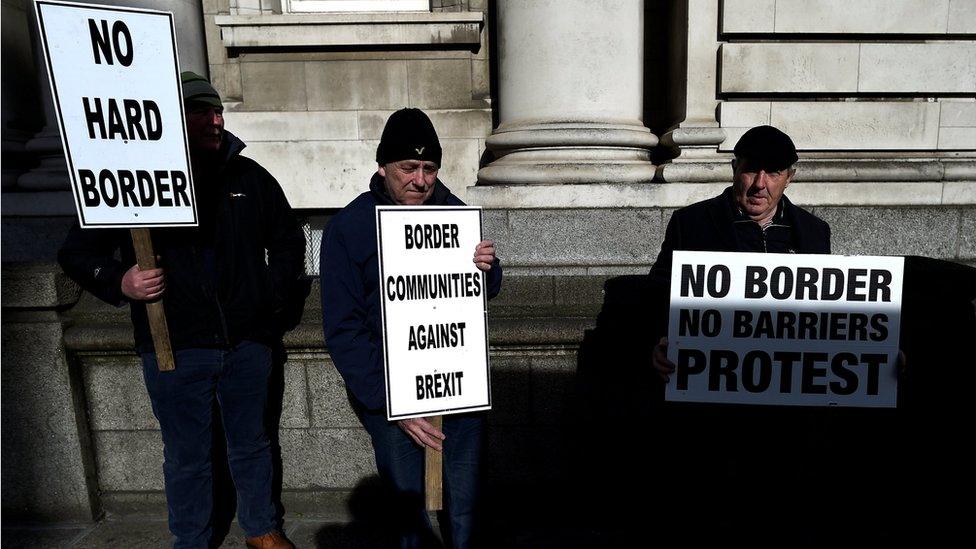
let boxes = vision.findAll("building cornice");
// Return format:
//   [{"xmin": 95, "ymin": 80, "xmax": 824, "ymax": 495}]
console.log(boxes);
[{"xmin": 214, "ymin": 12, "xmax": 484, "ymax": 49}]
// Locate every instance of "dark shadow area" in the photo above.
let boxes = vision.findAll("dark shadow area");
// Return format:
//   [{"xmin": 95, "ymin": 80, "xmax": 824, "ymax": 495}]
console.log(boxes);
[
  {"xmin": 644, "ymin": 0, "xmax": 683, "ymax": 139},
  {"xmin": 270, "ymin": 276, "xmax": 315, "ymax": 531},
  {"xmin": 312, "ymin": 476, "xmax": 403, "ymax": 548},
  {"xmin": 573, "ymin": 257, "xmax": 976, "ymax": 547},
  {"xmin": 486, "ymin": 0, "xmax": 499, "ymax": 131}
]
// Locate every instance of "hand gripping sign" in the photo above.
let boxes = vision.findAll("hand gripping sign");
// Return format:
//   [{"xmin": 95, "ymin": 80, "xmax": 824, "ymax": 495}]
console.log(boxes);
[
  {"xmin": 666, "ymin": 251, "xmax": 904, "ymax": 408},
  {"xmin": 35, "ymin": 0, "xmax": 198, "ymax": 370},
  {"xmin": 376, "ymin": 206, "xmax": 492, "ymax": 510}
]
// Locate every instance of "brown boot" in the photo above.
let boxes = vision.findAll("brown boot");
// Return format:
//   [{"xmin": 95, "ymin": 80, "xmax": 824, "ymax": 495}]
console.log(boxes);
[{"xmin": 245, "ymin": 530, "xmax": 294, "ymax": 549}]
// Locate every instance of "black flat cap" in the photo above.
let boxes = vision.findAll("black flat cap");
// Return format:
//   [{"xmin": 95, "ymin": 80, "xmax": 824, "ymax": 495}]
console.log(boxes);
[
  {"xmin": 376, "ymin": 108, "xmax": 442, "ymax": 167},
  {"xmin": 733, "ymin": 125, "xmax": 798, "ymax": 172}
]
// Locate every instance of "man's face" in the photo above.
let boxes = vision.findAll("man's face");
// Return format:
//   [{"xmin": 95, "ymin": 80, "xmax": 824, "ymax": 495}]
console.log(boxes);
[
  {"xmin": 732, "ymin": 159, "xmax": 793, "ymax": 222},
  {"xmin": 185, "ymin": 103, "xmax": 223, "ymax": 153},
  {"xmin": 378, "ymin": 159, "xmax": 439, "ymax": 205}
]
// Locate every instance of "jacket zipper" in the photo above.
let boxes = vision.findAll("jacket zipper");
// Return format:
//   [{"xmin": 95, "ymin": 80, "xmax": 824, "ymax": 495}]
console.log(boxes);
[{"xmin": 192, "ymin": 244, "xmax": 229, "ymax": 345}]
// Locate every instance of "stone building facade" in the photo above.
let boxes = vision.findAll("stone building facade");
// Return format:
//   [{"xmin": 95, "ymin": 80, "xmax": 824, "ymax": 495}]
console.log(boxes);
[{"xmin": 3, "ymin": 0, "xmax": 975, "ymax": 522}]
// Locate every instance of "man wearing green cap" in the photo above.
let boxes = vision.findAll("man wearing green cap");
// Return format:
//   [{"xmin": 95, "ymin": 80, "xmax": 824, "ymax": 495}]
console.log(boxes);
[
  {"xmin": 320, "ymin": 108, "xmax": 503, "ymax": 548},
  {"xmin": 59, "ymin": 72, "xmax": 304, "ymax": 549}
]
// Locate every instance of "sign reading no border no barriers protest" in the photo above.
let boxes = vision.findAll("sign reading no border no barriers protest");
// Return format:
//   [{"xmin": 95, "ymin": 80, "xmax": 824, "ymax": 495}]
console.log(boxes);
[
  {"xmin": 377, "ymin": 207, "xmax": 492, "ymax": 421},
  {"xmin": 666, "ymin": 251, "xmax": 904, "ymax": 408},
  {"xmin": 34, "ymin": 0, "xmax": 196, "ymax": 228}
]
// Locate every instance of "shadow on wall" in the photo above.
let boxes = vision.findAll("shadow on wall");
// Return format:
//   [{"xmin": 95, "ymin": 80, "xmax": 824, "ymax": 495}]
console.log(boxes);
[
  {"xmin": 200, "ymin": 259, "xmax": 975, "ymax": 547},
  {"xmin": 573, "ymin": 258, "xmax": 976, "ymax": 547}
]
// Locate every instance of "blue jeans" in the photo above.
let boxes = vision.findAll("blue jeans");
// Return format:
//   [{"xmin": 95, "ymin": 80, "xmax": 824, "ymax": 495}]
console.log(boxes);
[
  {"xmin": 142, "ymin": 341, "xmax": 277, "ymax": 549},
  {"xmin": 356, "ymin": 406, "xmax": 484, "ymax": 549}
]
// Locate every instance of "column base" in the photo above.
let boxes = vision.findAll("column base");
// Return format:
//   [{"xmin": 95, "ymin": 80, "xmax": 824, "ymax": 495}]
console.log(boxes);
[
  {"xmin": 18, "ymin": 129, "xmax": 70, "ymax": 191},
  {"xmin": 479, "ymin": 148, "xmax": 657, "ymax": 185},
  {"xmin": 480, "ymin": 120, "xmax": 657, "ymax": 185}
]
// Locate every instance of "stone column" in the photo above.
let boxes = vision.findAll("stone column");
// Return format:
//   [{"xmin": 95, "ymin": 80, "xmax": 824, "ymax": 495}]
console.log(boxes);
[
  {"xmin": 478, "ymin": 0, "xmax": 656, "ymax": 186},
  {"xmin": 1, "ymin": 0, "xmax": 42, "ymax": 191},
  {"xmin": 15, "ymin": 2, "xmax": 69, "ymax": 195},
  {"xmin": 656, "ymin": 0, "xmax": 727, "ymax": 182},
  {"xmin": 1, "ymin": 265, "xmax": 99, "ymax": 521}
]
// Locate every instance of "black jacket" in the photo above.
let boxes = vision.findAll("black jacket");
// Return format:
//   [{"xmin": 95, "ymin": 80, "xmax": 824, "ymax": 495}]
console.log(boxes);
[
  {"xmin": 647, "ymin": 187, "xmax": 831, "ymax": 340},
  {"xmin": 58, "ymin": 131, "xmax": 307, "ymax": 353},
  {"xmin": 650, "ymin": 186, "xmax": 831, "ymax": 281},
  {"xmin": 320, "ymin": 174, "xmax": 503, "ymax": 410}
]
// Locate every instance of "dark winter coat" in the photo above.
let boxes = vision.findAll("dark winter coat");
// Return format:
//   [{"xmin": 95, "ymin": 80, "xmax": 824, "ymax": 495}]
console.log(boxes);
[
  {"xmin": 650, "ymin": 186, "xmax": 831, "ymax": 281},
  {"xmin": 58, "ymin": 131, "xmax": 307, "ymax": 353},
  {"xmin": 320, "ymin": 173, "xmax": 503, "ymax": 411}
]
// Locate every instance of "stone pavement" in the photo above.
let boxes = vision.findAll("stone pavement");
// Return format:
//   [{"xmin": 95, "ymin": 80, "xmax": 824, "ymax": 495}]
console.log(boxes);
[
  {"xmin": 0, "ymin": 518, "xmax": 392, "ymax": 548},
  {"xmin": 1, "ymin": 518, "xmax": 612, "ymax": 548}
]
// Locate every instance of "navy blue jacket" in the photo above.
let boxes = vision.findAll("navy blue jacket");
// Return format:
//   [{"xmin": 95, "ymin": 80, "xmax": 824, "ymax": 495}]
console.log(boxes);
[{"xmin": 320, "ymin": 174, "xmax": 503, "ymax": 410}]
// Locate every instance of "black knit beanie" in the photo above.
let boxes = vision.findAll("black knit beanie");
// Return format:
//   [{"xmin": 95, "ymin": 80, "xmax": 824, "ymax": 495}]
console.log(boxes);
[{"xmin": 376, "ymin": 108, "xmax": 442, "ymax": 166}]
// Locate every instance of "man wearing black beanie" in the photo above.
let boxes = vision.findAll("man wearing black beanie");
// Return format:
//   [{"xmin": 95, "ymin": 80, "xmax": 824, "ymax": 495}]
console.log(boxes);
[{"xmin": 320, "ymin": 108, "xmax": 503, "ymax": 548}]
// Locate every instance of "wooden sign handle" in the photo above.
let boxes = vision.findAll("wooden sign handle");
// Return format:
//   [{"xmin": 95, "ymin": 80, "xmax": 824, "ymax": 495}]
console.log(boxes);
[
  {"xmin": 425, "ymin": 415, "xmax": 444, "ymax": 511},
  {"xmin": 130, "ymin": 229, "xmax": 175, "ymax": 372}
]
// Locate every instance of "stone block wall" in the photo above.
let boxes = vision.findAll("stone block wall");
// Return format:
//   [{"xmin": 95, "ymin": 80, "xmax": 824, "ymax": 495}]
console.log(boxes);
[
  {"xmin": 41, "ymin": 199, "xmax": 976, "ymax": 512},
  {"xmin": 203, "ymin": 0, "xmax": 491, "ymax": 208},
  {"xmin": 53, "ymin": 275, "xmax": 593, "ymax": 512},
  {"xmin": 4, "ymin": 208, "xmax": 974, "ymax": 519},
  {"xmin": 479, "ymin": 203, "xmax": 976, "ymax": 274},
  {"xmin": 717, "ymin": 0, "xmax": 976, "ymax": 153},
  {"xmin": 1, "ymin": 265, "xmax": 98, "ymax": 522}
]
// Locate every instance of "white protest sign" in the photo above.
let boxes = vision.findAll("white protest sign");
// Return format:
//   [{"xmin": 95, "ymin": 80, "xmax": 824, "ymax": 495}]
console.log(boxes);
[
  {"xmin": 666, "ymin": 251, "xmax": 904, "ymax": 408},
  {"xmin": 35, "ymin": 0, "xmax": 196, "ymax": 227},
  {"xmin": 377, "ymin": 207, "xmax": 492, "ymax": 420}
]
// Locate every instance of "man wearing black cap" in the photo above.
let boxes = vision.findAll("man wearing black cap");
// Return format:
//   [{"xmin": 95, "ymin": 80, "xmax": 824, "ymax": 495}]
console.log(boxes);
[
  {"xmin": 320, "ymin": 108, "xmax": 502, "ymax": 548},
  {"xmin": 59, "ymin": 72, "xmax": 304, "ymax": 549},
  {"xmin": 649, "ymin": 125, "xmax": 830, "ymax": 380},
  {"xmin": 639, "ymin": 126, "xmax": 832, "ymax": 543}
]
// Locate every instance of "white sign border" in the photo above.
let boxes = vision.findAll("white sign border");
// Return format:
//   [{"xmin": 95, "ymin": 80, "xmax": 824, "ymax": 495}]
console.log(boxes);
[
  {"xmin": 33, "ymin": 0, "xmax": 198, "ymax": 228},
  {"xmin": 376, "ymin": 205, "xmax": 493, "ymax": 421}
]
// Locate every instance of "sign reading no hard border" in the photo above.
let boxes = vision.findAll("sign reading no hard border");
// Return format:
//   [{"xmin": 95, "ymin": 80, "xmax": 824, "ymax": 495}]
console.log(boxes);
[
  {"xmin": 34, "ymin": 0, "xmax": 197, "ymax": 228},
  {"xmin": 377, "ymin": 206, "xmax": 492, "ymax": 420},
  {"xmin": 666, "ymin": 251, "xmax": 904, "ymax": 408}
]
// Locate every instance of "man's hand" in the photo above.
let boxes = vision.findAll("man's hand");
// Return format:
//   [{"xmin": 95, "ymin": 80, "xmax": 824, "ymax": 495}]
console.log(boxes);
[
  {"xmin": 121, "ymin": 264, "xmax": 165, "ymax": 301},
  {"xmin": 473, "ymin": 240, "xmax": 496, "ymax": 272},
  {"xmin": 652, "ymin": 336, "xmax": 675, "ymax": 383},
  {"xmin": 397, "ymin": 417, "xmax": 446, "ymax": 451}
]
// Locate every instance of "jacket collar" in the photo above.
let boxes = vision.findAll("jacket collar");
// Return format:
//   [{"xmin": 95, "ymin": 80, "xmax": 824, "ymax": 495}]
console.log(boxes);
[
  {"xmin": 707, "ymin": 187, "xmax": 740, "ymax": 251},
  {"xmin": 716, "ymin": 186, "xmax": 813, "ymax": 252},
  {"xmin": 190, "ymin": 130, "xmax": 245, "ymax": 174}
]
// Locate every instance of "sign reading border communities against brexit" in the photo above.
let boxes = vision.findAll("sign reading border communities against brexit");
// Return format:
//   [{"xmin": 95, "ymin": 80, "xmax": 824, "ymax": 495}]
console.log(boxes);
[
  {"xmin": 377, "ymin": 206, "xmax": 492, "ymax": 420},
  {"xmin": 666, "ymin": 251, "xmax": 904, "ymax": 408},
  {"xmin": 34, "ymin": 0, "xmax": 197, "ymax": 228}
]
